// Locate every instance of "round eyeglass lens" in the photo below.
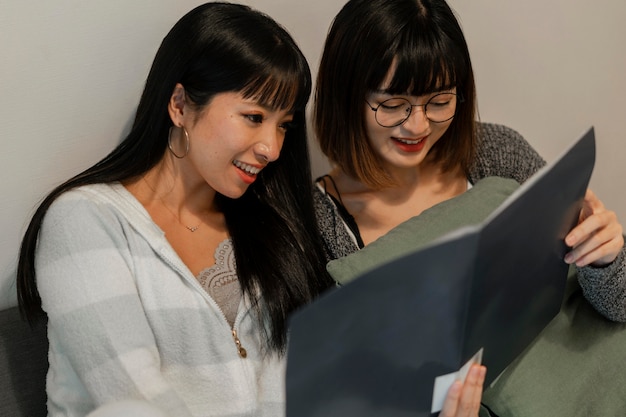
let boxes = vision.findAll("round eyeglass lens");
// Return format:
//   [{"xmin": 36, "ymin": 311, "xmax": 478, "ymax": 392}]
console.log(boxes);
[
  {"xmin": 374, "ymin": 98, "xmax": 412, "ymax": 127},
  {"xmin": 424, "ymin": 93, "xmax": 457, "ymax": 123},
  {"xmin": 374, "ymin": 93, "xmax": 458, "ymax": 127}
]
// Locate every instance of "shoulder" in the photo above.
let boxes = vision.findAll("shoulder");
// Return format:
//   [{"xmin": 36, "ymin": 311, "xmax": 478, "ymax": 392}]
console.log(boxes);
[
  {"xmin": 48, "ymin": 183, "xmax": 150, "ymax": 223},
  {"xmin": 39, "ymin": 184, "xmax": 124, "ymax": 250},
  {"xmin": 42, "ymin": 183, "xmax": 159, "ymax": 248},
  {"xmin": 46, "ymin": 184, "xmax": 117, "ymax": 224},
  {"xmin": 313, "ymin": 182, "xmax": 340, "ymax": 231},
  {"xmin": 312, "ymin": 180, "xmax": 360, "ymax": 262},
  {"xmin": 470, "ymin": 122, "xmax": 547, "ymax": 184},
  {"xmin": 476, "ymin": 122, "xmax": 535, "ymax": 154},
  {"xmin": 477, "ymin": 122, "xmax": 523, "ymax": 142},
  {"xmin": 45, "ymin": 184, "xmax": 117, "ymax": 230}
]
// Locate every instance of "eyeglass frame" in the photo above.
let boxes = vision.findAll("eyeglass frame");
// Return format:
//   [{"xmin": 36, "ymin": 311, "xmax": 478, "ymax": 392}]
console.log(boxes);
[{"xmin": 365, "ymin": 92, "xmax": 464, "ymax": 128}]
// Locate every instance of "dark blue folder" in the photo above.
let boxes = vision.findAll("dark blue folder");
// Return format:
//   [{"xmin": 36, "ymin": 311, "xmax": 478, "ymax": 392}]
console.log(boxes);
[{"xmin": 286, "ymin": 127, "xmax": 596, "ymax": 417}]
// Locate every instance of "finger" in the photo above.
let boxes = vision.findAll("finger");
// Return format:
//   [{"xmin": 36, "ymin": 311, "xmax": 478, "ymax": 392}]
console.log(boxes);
[
  {"xmin": 439, "ymin": 365, "xmax": 487, "ymax": 417},
  {"xmin": 566, "ymin": 214, "xmax": 604, "ymax": 248},
  {"xmin": 565, "ymin": 211, "xmax": 623, "ymax": 266},
  {"xmin": 567, "ymin": 209, "xmax": 617, "ymax": 246},
  {"xmin": 457, "ymin": 365, "xmax": 486, "ymax": 416},
  {"xmin": 439, "ymin": 380, "xmax": 462, "ymax": 417},
  {"xmin": 583, "ymin": 189, "xmax": 602, "ymax": 212},
  {"xmin": 566, "ymin": 190, "xmax": 606, "ymax": 247},
  {"xmin": 567, "ymin": 233, "xmax": 624, "ymax": 267},
  {"xmin": 566, "ymin": 195, "xmax": 618, "ymax": 250}
]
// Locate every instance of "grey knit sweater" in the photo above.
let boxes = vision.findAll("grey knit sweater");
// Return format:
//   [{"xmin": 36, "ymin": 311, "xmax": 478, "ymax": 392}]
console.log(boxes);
[{"xmin": 313, "ymin": 122, "xmax": 626, "ymax": 322}]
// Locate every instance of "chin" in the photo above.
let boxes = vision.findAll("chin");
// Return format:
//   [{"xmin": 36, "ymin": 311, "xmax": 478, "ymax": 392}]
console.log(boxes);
[{"xmin": 221, "ymin": 187, "xmax": 249, "ymax": 200}]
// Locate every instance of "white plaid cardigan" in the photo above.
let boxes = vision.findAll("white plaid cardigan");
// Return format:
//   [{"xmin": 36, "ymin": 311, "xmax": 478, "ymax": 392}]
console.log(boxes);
[{"xmin": 36, "ymin": 183, "xmax": 284, "ymax": 417}]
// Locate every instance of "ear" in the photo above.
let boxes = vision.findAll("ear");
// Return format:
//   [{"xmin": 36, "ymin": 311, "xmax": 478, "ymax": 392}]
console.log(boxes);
[{"xmin": 168, "ymin": 83, "xmax": 186, "ymax": 127}]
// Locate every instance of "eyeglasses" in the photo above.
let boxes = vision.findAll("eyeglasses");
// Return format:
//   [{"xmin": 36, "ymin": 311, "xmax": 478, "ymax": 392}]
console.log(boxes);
[{"xmin": 365, "ymin": 92, "xmax": 461, "ymax": 128}]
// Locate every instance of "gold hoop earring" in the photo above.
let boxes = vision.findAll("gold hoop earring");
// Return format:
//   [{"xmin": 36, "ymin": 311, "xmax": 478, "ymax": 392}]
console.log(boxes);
[{"xmin": 168, "ymin": 126, "xmax": 190, "ymax": 159}]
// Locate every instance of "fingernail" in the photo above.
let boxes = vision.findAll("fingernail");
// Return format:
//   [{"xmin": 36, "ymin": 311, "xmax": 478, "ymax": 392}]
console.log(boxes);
[{"xmin": 564, "ymin": 253, "xmax": 573, "ymax": 264}]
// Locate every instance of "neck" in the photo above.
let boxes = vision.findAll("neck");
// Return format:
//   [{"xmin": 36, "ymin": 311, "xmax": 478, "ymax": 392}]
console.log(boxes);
[
  {"xmin": 147, "ymin": 155, "xmax": 217, "ymax": 213},
  {"xmin": 330, "ymin": 158, "xmax": 466, "ymax": 205},
  {"xmin": 124, "ymin": 155, "xmax": 222, "ymax": 232}
]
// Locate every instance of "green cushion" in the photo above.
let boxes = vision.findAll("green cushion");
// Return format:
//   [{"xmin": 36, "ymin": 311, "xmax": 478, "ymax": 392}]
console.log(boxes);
[
  {"xmin": 481, "ymin": 268, "xmax": 626, "ymax": 416},
  {"xmin": 327, "ymin": 176, "xmax": 520, "ymax": 285}
]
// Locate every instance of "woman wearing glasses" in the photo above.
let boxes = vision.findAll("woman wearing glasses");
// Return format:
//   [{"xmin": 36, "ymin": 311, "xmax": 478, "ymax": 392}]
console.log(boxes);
[
  {"xmin": 314, "ymin": 0, "xmax": 625, "ymax": 308},
  {"xmin": 313, "ymin": 0, "xmax": 625, "ymax": 408},
  {"xmin": 313, "ymin": 1, "xmax": 625, "ymax": 415}
]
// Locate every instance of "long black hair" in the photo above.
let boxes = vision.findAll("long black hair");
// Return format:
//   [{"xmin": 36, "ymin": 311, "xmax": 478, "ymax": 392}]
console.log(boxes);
[{"xmin": 17, "ymin": 2, "xmax": 332, "ymax": 353}]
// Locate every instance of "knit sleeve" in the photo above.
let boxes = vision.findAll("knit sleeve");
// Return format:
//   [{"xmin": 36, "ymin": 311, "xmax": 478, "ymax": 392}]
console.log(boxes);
[
  {"xmin": 35, "ymin": 191, "xmax": 192, "ymax": 417},
  {"xmin": 577, "ymin": 248, "xmax": 626, "ymax": 322}
]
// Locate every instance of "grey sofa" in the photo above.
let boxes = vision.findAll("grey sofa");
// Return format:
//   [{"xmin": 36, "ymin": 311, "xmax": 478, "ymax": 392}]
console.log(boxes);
[{"xmin": 0, "ymin": 306, "xmax": 48, "ymax": 417}]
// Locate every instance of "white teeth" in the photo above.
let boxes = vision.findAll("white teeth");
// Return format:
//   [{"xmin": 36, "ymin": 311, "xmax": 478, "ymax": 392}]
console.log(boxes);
[
  {"xmin": 233, "ymin": 160, "xmax": 261, "ymax": 175},
  {"xmin": 397, "ymin": 138, "xmax": 424, "ymax": 145}
]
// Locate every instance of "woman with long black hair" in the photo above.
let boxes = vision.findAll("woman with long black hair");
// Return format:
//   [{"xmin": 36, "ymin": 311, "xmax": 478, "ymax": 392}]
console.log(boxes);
[{"xmin": 17, "ymin": 3, "xmax": 332, "ymax": 416}]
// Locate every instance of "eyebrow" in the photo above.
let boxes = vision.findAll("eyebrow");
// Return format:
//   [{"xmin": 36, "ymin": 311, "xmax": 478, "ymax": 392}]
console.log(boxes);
[{"xmin": 245, "ymin": 100, "xmax": 296, "ymax": 115}]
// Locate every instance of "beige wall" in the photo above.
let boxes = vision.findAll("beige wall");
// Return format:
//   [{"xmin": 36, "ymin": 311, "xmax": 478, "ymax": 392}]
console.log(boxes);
[
  {"xmin": 447, "ymin": 0, "xmax": 626, "ymax": 222},
  {"xmin": 1, "ymin": 0, "xmax": 625, "ymax": 309}
]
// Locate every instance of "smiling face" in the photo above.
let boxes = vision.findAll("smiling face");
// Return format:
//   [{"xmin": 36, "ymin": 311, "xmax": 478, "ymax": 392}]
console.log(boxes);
[
  {"xmin": 364, "ymin": 91, "xmax": 455, "ymax": 173},
  {"xmin": 169, "ymin": 86, "xmax": 294, "ymax": 199},
  {"xmin": 364, "ymin": 67, "xmax": 456, "ymax": 176}
]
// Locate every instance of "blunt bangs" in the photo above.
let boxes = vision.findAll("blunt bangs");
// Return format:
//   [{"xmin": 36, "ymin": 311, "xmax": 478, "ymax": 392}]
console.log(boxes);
[
  {"xmin": 374, "ymin": 18, "xmax": 467, "ymax": 96},
  {"xmin": 239, "ymin": 20, "xmax": 311, "ymax": 113},
  {"xmin": 241, "ymin": 62, "xmax": 310, "ymax": 113}
]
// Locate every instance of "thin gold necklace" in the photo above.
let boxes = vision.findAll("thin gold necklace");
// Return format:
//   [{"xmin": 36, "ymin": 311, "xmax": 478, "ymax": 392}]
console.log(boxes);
[{"xmin": 142, "ymin": 177, "xmax": 202, "ymax": 232}]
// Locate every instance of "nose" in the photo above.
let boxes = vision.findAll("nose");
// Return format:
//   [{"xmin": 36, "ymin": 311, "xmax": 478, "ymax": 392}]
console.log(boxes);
[
  {"xmin": 255, "ymin": 129, "xmax": 283, "ymax": 163},
  {"xmin": 401, "ymin": 104, "xmax": 430, "ymax": 133}
]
